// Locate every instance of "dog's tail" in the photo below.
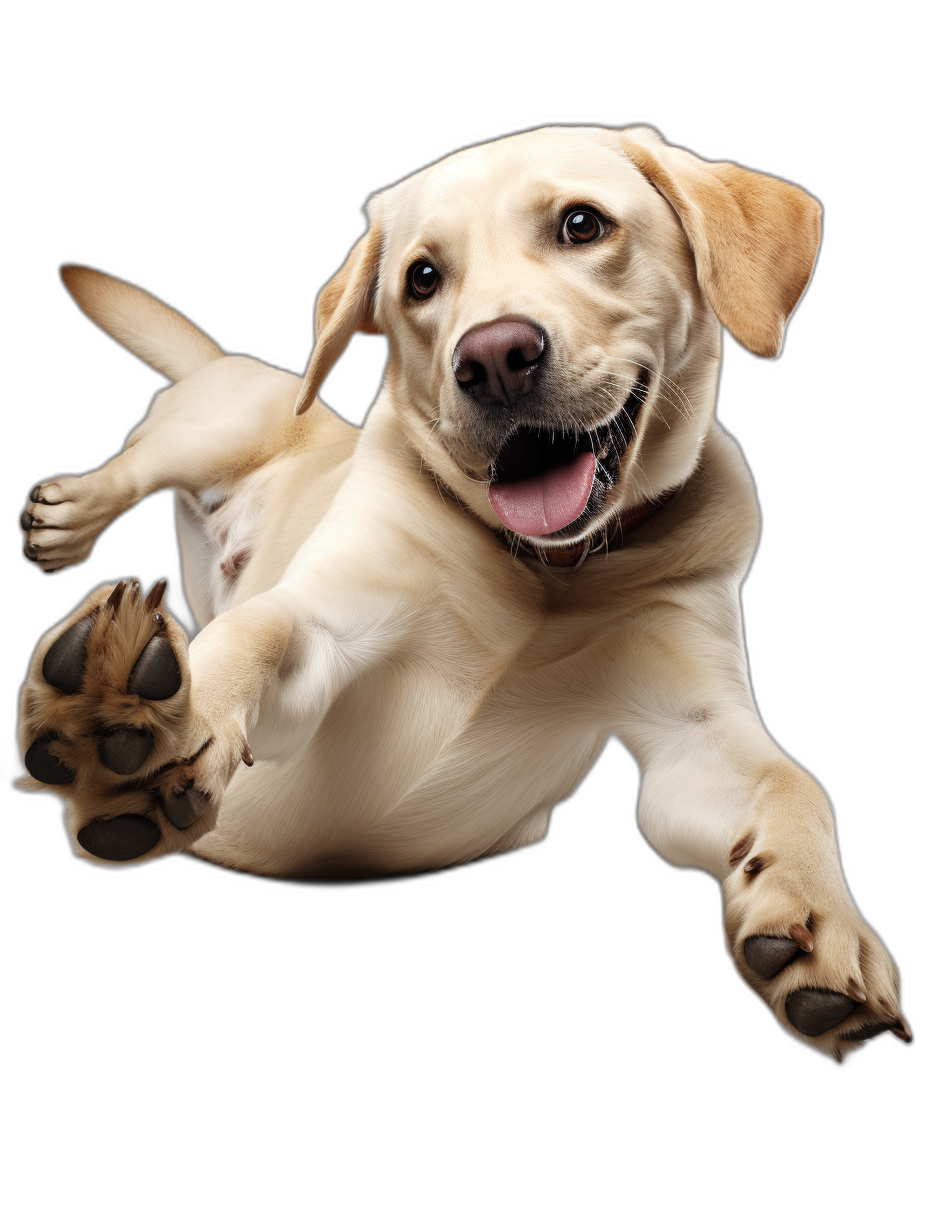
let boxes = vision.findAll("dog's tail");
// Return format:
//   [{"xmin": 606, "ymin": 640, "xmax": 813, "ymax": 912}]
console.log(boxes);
[{"xmin": 60, "ymin": 265, "xmax": 224, "ymax": 382}]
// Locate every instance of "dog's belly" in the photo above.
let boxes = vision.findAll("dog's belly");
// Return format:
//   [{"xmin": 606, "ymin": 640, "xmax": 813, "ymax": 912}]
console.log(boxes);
[
  {"xmin": 193, "ymin": 661, "xmax": 608, "ymax": 878},
  {"xmin": 177, "ymin": 441, "xmax": 357, "ymax": 629}
]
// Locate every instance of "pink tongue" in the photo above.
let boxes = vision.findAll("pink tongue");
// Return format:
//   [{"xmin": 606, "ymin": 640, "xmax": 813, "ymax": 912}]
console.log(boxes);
[{"xmin": 488, "ymin": 451, "xmax": 597, "ymax": 536}]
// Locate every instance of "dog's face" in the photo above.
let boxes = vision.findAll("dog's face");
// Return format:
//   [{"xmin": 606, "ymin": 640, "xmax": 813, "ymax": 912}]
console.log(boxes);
[
  {"xmin": 374, "ymin": 129, "xmax": 708, "ymax": 542},
  {"xmin": 298, "ymin": 127, "xmax": 821, "ymax": 547}
]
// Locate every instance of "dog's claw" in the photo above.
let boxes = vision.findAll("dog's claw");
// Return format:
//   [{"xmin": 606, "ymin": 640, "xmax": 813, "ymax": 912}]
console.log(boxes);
[
  {"xmin": 145, "ymin": 578, "xmax": 167, "ymax": 611},
  {"xmin": 106, "ymin": 580, "xmax": 128, "ymax": 613},
  {"xmin": 785, "ymin": 988, "xmax": 856, "ymax": 1036},
  {"xmin": 42, "ymin": 613, "xmax": 95, "ymax": 693},
  {"xmin": 788, "ymin": 922, "xmax": 814, "ymax": 952}
]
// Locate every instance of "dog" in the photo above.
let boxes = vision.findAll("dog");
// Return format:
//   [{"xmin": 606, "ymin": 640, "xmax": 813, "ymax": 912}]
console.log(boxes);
[{"xmin": 18, "ymin": 125, "xmax": 910, "ymax": 1057}]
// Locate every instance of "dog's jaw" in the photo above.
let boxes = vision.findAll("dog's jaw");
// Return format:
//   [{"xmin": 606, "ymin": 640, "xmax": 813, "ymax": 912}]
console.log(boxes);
[{"xmin": 483, "ymin": 368, "xmax": 650, "ymax": 540}]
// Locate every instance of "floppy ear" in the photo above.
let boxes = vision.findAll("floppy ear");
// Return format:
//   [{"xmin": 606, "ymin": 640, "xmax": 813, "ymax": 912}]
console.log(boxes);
[
  {"xmin": 294, "ymin": 211, "xmax": 383, "ymax": 415},
  {"xmin": 616, "ymin": 127, "xmax": 821, "ymax": 357}
]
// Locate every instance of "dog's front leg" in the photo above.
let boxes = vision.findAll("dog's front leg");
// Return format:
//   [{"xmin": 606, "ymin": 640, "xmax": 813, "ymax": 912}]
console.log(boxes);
[
  {"xmin": 19, "ymin": 577, "xmax": 360, "ymax": 865},
  {"xmin": 610, "ymin": 595, "xmax": 909, "ymax": 1057}
]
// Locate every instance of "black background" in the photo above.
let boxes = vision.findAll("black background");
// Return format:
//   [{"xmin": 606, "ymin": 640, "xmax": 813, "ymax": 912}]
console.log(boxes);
[{"xmin": 10, "ymin": 52, "xmax": 916, "ymax": 1108}]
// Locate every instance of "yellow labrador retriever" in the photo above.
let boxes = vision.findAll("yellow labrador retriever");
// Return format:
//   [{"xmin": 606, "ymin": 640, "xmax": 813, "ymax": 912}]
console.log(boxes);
[{"xmin": 18, "ymin": 125, "xmax": 909, "ymax": 1057}]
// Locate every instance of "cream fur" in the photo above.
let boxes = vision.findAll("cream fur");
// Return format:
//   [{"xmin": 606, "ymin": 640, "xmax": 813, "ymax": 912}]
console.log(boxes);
[{"xmin": 19, "ymin": 126, "xmax": 906, "ymax": 1058}]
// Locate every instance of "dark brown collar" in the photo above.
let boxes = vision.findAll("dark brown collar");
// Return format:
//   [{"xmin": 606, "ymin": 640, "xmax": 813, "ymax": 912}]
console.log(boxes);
[{"xmin": 505, "ymin": 488, "xmax": 679, "ymax": 567}]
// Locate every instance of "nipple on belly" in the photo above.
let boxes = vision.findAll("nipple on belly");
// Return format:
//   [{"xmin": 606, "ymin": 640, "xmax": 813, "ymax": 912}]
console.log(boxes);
[
  {"xmin": 220, "ymin": 550, "xmax": 251, "ymax": 580},
  {"xmin": 198, "ymin": 486, "xmax": 228, "ymax": 513}
]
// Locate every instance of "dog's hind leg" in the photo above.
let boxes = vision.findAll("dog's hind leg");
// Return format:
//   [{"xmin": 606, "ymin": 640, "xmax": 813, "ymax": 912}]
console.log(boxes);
[
  {"xmin": 20, "ymin": 265, "xmax": 350, "ymax": 572},
  {"xmin": 20, "ymin": 353, "xmax": 316, "ymax": 571}
]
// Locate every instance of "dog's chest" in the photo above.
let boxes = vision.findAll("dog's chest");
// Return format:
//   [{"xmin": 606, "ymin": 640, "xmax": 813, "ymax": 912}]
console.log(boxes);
[{"xmin": 225, "ymin": 542, "xmax": 660, "ymax": 872}]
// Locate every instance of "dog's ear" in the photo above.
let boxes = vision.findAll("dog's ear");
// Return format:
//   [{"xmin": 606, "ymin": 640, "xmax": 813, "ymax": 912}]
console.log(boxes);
[
  {"xmin": 294, "ymin": 208, "xmax": 383, "ymax": 415},
  {"xmin": 616, "ymin": 127, "xmax": 821, "ymax": 357}
]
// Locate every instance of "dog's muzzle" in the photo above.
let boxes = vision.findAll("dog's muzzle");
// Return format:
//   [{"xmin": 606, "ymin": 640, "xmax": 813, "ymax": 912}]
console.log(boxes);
[
  {"xmin": 453, "ymin": 317, "xmax": 546, "ymax": 406},
  {"xmin": 486, "ymin": 369, "xmax": 650, "ymax": 538}
]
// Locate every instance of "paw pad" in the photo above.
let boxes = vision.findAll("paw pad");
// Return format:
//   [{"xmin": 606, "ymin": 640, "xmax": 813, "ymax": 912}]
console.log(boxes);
[
  {"xmin": 19, "ymin": 578, "xmax": 213, "ymax": 864},
  {"xmin": 24, "ymin": 733, "xmax": 76, "ymax": 785},
  {"xmin": 160, "ymin": 786, "xmax": 209, "ymax": 830},
  {"xmin": 77, "ymin": 815, "xmax": 161, "ymax": 861},
  {"xmin": 99, "ymin": 726, "xmax": 155, "ymax": 775},
  {"xmin": 785, "ymin": 988, "xmax": 856, "ymax": 1036},
  {"xmin": 743, "ymin": 934, "xmax": 800, "ymax": 978},
  {"xmin": 42, "ymin": 614, "xmax": 95, "ymax": 693},
  {"xmin": 128, "ymin": 635, "xmax": 182, "ymax": 700},
  {"xmin": 840, "ymin": 1021, "xmax": 892, "ymax": 1042}
]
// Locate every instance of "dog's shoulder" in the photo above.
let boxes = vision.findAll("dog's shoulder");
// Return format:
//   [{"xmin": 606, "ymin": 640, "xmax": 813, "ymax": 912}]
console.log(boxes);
[
  {"xmin": 659, "ymin": 422, "xmax": 760, "ymax": 583},
  {"xmin": 535, "ymin": 425, "xmax": 760, "ymax": 633}
]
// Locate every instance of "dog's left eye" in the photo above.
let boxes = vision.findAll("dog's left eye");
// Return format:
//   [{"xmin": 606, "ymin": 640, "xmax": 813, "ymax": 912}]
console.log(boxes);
[{"xmin": 560, "ymin": 207, "xmax": 606, "ymax": 245}]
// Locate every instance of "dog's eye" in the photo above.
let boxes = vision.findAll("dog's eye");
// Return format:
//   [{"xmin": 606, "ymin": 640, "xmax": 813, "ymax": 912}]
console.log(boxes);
[
  {"xmin": 407, "ymin": 260, "xmax": 441, "ymax": 300},
  {"xmin": 560, "ymin": 207, "xmax": 606, "ymax": 245}
]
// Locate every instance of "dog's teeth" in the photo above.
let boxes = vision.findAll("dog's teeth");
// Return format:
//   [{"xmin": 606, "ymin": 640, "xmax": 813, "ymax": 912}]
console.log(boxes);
[{"xmin": 595, "ymin": 459, "xmax": 613, "ymax": 488}]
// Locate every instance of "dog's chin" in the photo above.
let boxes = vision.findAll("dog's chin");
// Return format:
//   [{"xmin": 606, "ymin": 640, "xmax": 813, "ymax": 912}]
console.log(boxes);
[{"xmin": 485, "ymin": 370, "xmax": 650, "ymax": 545}]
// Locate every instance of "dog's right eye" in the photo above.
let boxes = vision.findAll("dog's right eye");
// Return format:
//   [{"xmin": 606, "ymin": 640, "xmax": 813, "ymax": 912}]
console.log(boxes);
[{"xmin": 407, "ymin": 260, "xmax": 441, "ymax": 301}]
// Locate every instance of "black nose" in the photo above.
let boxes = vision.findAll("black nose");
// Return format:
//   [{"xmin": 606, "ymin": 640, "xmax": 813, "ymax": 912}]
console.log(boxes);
[{"xmin": 453, "ymin": 317, "xmax": 545, "ymax": 405}]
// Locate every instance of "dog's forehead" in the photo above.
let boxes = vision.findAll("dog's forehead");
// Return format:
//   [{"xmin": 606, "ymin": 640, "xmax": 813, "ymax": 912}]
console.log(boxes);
[{"xmin": 374, "ymin": 127, "xmax": 651, "ymax": 248}]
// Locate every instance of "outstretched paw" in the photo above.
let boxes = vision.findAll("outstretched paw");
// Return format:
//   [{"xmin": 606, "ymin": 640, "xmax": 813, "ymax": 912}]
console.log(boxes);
[
  {"xmin": 725, "ymin": 832, "xmax": 911, "ymax": 1059},
  {"xmin": 21, "ymin": 473, "xmax": 130, "ymax": 572},
  {"xmin": 19, "ymin": 579, "xmax": 251, "ymax": 863}
]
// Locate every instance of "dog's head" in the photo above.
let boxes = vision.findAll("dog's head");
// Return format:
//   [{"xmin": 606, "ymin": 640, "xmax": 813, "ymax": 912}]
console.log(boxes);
[{"xmin": 296, "ymin": 127, "xmax": 820, "ymax": 546}]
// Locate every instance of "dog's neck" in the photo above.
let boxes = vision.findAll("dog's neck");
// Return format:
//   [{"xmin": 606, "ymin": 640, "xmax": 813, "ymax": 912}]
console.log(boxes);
[
  {"xmin": 374, "ymin": 395, "xmax": 685, "ymax": 570},
  {"xmin": 503, "ymin": 489, "xmax": 678, "ymax": 568}
]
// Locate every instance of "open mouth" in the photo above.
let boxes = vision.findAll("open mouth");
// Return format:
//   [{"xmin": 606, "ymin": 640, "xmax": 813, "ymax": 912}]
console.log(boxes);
[{"xmin": 487, "ymin": 370, "xmax": 650, "ymax": 538}]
